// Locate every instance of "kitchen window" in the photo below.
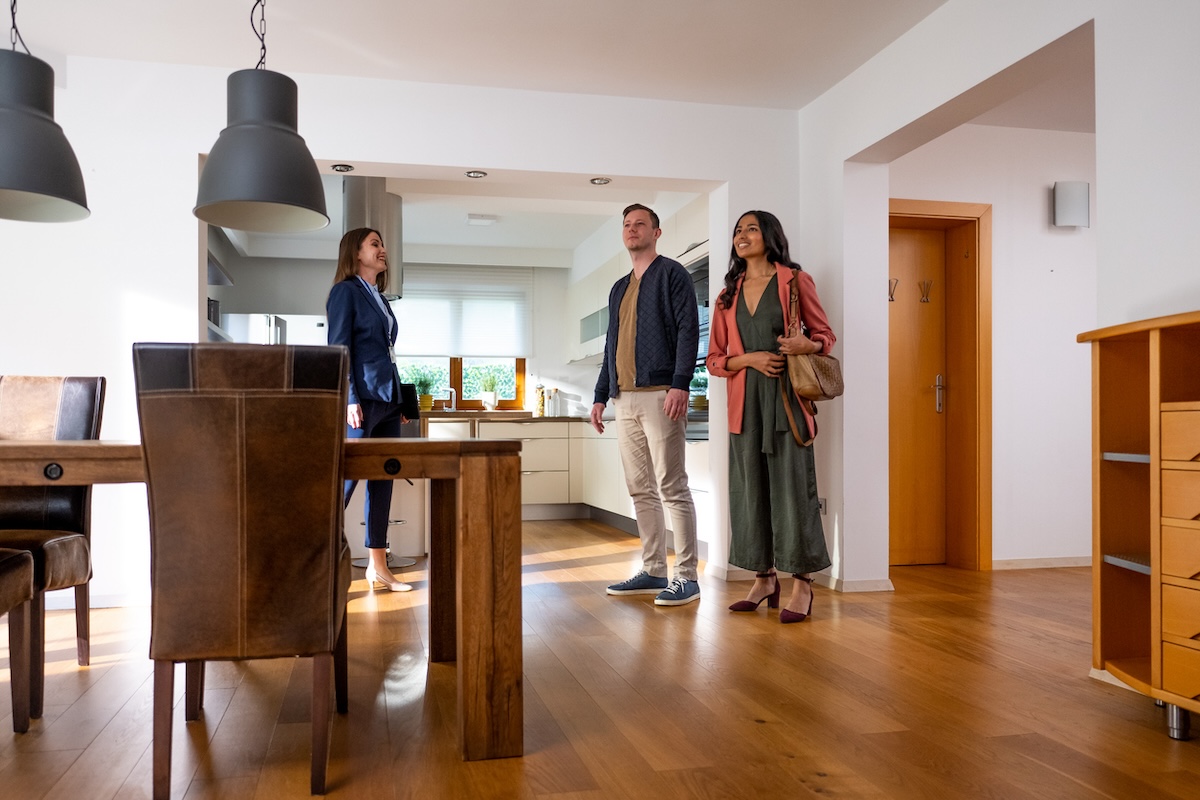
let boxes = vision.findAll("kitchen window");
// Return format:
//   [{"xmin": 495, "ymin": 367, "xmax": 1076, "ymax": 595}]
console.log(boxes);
[
  {"xmin": 390, "ymin": 264, "xmax": 532, "ymax": 410},
  {"xmin": 397, "ymin": 357, "xmax": 526, "ymax": 410}
]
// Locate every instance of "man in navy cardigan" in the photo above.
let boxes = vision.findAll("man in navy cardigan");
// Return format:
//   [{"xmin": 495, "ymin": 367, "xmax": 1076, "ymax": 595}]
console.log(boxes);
[{"xmin": 590, "ymin": 204, "xmax": 701, "ymax": 606}]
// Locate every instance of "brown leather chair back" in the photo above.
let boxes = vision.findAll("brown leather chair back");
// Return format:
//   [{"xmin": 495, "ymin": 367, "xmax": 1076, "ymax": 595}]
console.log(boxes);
[
  {"xmin": 132, "ymin": 343, "xmax": 351, "ymax": 662},
  {"xmin": 0, "ymin": 376, "xmax": 106, "ymax": 535}
]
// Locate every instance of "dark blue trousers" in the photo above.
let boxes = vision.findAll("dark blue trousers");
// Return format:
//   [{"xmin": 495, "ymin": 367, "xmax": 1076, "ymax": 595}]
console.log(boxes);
[{"xmin": 344, "ymin": 399, "xmax": 402, "ymax": 549}]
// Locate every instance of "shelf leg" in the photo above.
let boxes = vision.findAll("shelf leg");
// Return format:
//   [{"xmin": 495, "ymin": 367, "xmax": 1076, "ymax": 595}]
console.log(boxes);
[{"xmin": 1167, "ymin": 704, "xmax": 1191, "ymax": 740}]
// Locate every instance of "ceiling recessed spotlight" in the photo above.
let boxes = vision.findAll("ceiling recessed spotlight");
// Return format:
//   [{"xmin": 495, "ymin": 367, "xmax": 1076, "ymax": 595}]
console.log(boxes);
[
  {"xmin": 465, "ymin": 170, "xmax": 488, "ymax": 179},
  {"xmin": 331, "ymin": 163, "xmax": 355, "ymax": 173},
  {"xmin": 590, "ymin": 177, "xmax": 612, "ymax": 185}
]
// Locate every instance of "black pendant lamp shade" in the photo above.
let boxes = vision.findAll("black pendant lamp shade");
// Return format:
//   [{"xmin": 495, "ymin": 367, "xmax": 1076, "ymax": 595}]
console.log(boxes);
[
  {"xmin": 194, "ymin": 68, "xmax": 329, "ymax": 233},
  {"xmin": 0, "ymin": 49, "xmax": 89, "ymax": 222}
]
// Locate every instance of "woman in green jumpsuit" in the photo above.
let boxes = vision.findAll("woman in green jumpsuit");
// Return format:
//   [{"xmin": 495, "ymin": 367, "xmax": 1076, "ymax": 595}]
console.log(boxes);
[{"xmin": 705, "ymin": 211, "xmax": 837, "ymax": 623}]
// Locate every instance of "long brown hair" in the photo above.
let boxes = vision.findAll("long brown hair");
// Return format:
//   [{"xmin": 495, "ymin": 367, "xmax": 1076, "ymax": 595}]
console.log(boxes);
[
  {"xmin": 333, "ymin": 227, "xmax": 388, "ymax": 294},
  {"xmin": 717, "ymin": 210, "xmax": 799, "ymax": 310}
]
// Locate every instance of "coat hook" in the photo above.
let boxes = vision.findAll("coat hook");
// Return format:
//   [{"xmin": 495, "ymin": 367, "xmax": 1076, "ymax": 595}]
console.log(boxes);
[
  {"xmin": 919, "ymin": 280, "xmax": 933, "ymax": 303},
  {"xmin": 888, "ymin": 278, "xmax": 898, "ymax": 302}
]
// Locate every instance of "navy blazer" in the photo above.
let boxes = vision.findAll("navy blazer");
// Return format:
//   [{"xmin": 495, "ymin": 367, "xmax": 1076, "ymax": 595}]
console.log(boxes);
[{"xmin": 326, "ymin": 277, "xmax": 400, "ymax": 406}]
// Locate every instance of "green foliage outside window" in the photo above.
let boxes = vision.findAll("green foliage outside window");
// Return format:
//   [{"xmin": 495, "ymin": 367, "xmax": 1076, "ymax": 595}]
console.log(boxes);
[
  {"xmin": 398, "ymin": 361, "xmax": 447, "ymax": 396},
  {"xmin": 463, "ymin": 360, "xmax": 515, "ymax": 400}
]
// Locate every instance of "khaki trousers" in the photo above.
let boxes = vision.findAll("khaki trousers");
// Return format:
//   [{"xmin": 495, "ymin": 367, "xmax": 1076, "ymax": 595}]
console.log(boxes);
[{"xmin": 613, "ymin": 390, "xmax": 698, "ymax": 581}]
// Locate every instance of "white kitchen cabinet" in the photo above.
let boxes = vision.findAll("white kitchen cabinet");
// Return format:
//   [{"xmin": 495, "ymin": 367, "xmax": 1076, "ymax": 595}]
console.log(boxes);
[
  {"xmin": 479, "ymin": 420, "xmax": 570, "ymax": 504},
  {"xmin": 685, "ymin": 440, "xmax": 711, "ymax": 493},
  {"xmin": 342, "ymin": 477, "xmax": 427, "ymax": 560},
  {"xmin": 569, "ymin": 433, "xmax": 584, "ymax": 503},
  {"xmin": 425, "ymin": 419, "xmax": 472, "ymax": 439},
  {"xmin": 573, "ymin": 421, "xmax": 632, "ymax": 517}
]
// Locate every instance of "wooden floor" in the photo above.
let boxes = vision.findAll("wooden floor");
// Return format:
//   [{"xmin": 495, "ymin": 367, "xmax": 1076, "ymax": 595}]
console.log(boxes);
[{"xmin": 1, "ymin": 518, "xmax": 1198, "ymax": 799}]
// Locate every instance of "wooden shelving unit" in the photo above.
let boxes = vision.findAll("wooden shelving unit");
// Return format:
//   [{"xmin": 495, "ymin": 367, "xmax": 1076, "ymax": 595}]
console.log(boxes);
[{"xmin": 1080, "ymin": 310, "xmax": 1200, "ymax": 738}]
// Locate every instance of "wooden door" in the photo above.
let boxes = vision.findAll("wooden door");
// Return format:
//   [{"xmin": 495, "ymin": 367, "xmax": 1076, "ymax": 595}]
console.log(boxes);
[
  {"xmin": 890, "ymin": 200, "xmax": 992, "ymax": 571},
  {"xmin": 889, "ymin": 227, "xmax": 947, "ymax": 565}
]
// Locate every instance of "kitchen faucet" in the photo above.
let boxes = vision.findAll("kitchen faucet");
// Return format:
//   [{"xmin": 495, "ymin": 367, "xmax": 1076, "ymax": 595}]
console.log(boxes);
[{"xmin": 446, "ymin": 387, "xmax": 457, "ymax": 411}]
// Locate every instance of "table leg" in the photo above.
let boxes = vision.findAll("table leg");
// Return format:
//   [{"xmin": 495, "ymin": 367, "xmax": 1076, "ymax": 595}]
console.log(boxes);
[
  {"xmin": 456, "ymin": 452, "xmax": 523, "ymax": 760},
  {"xmin": 428, "ymin": 477, "xmax": 457, "ymax": 663}
]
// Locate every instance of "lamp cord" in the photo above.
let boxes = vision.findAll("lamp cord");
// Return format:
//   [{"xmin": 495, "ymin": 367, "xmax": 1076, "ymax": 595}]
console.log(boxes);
[
  {"xmin": 9, "ymin": 0, "xmax": 29, "ymax": 53},
  {"xmin": 252, "ymin": 0, "xmax": 266, "ymax": 69}
]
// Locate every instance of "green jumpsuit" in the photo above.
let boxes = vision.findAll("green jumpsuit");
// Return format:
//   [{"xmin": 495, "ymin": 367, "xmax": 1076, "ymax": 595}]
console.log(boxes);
[{"xmin": 728, "ymin": 275, "xmax": 831, "ymax": 576}]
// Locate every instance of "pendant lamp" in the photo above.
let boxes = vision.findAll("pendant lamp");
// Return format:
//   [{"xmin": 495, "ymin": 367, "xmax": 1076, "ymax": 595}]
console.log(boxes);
[
  {"xmin": 0, "ymin": 48, "xmax": 90, "ymax": 222},
  {"xmin": 193, "ymin": 2, "xmax": 328, "ymax": 233}
]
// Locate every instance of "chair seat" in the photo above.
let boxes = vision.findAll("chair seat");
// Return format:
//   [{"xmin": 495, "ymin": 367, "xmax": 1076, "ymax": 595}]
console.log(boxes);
[
  {"xmin": 0, "ymin": 547, "xmax": 33, "ymax": 613},
  {"xmin": 0, "ymin": 530, "xmax": 91, "ymax": 592}
]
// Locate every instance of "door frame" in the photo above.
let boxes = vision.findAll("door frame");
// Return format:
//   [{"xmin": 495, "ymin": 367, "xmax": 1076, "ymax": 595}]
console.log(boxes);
[{"xmin": 889, "ymin": 199, "xmax": 993, "ymax": 570}]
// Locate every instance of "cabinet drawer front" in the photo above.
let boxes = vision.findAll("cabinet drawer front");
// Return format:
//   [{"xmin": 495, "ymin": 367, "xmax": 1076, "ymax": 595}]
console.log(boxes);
[
  {"xmin": 1163, "ymin": 642, "xmax": 1200, "ymax": 700},
  {"xmin": 1163, "ymin": 411, "xmax": 1200, "ymax": 462},
  {"xmin": 521, "ymin": 438, "xmax": 569, "ymax": 472},
  {"xmin": 479, "ymin": 421, "xmax": 569, "ymax": 439},
  {"xmin": 1163, "ymin": 525, "xmax": 1200, "ymax": 580},
  {"xmin": 521, "ymin": 471, "xmax": 569, "ymax": 504},
  {"xmin": 1163, "ymin": 585, "xmax": 1200, "ymax": 641},
  {"xmin": 1163, "ymin": 470, "xmax": 1200, "ymax": 520},
  {"xmin": 426, "ymin": 420, "xmax": 473, "ymax": 440}
]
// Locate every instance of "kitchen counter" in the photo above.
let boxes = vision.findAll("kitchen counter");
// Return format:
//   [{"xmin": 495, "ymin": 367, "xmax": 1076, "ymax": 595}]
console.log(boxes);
[
  {"xmin": 422, "ymin": 411, "xmax": 584, "ymax": 422},
  {"xmin": 422, "ymin": 411, "xmax": 707, "ymax": 440}
]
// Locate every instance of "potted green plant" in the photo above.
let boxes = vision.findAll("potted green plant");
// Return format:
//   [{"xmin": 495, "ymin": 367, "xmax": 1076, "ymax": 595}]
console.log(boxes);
[
  {"xmin": 479, "ymin": 372, "xmax": 499, "ymax": 411},
  {"xmin": 412, "ymin": 369, "xmax": 436, "ymax": 412},
  {"xmin": 689, "ymin": 370, "xmax": 708, "ymax": 412}
]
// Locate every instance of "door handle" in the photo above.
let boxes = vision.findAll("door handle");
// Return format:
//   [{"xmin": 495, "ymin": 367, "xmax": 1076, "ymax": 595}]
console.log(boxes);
[{"xmin": 931, "ymin": 374, "xmax": 945, "ymax": 414}]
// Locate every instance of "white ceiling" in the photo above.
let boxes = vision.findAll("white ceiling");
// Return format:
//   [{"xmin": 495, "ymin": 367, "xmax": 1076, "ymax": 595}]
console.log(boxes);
[{"xmin": 21, "ymin": 0, "xmax": 1094, "ymax": 266}]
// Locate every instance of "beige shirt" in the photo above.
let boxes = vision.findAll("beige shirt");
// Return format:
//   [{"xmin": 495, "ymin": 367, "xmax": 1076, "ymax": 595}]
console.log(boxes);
[{"xmin": 616, "ymin": 272, "xmax": 668, "ymax": 393}]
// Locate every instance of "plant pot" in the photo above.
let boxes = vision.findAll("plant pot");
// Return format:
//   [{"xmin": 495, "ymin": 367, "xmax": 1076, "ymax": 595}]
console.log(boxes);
[
  {"xmin": 689, "ymin": 394, "xmax": 708, "ymax": 412},
  {"xmin": 479, "ymin": 391, "xmax": 497, "ymax": 411},
  {"xmin": 418, "ymin": 393, "xmax": 433, "ymax": 412}
]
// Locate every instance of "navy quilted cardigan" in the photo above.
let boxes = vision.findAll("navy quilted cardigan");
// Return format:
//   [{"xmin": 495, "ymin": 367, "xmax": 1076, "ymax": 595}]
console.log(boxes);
[{"xmin": 593, "ymin": 255, "xmax": 699, "ymax": 406}]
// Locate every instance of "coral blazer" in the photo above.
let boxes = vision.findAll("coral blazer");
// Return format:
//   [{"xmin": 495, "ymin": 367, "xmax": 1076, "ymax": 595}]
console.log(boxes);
[{"xmin": 705, "ymin": 264, "xmax": 835, "ymax": 437}]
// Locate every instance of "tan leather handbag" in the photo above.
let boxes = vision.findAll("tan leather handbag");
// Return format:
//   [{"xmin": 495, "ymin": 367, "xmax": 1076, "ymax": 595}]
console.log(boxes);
[{"xmin": 786, "ymin": 269, "xmax": 843, "ymax": 402}]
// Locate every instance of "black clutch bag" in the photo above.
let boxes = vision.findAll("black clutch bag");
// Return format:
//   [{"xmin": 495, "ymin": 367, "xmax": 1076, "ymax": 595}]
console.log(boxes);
[{"xmin": 398, "ymin": 382, "xmax": 420, "ymax": 421}]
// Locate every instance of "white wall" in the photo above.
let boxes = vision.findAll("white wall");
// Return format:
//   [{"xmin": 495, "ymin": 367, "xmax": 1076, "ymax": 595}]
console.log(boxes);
[
  {"xmin": 0, "ymin": 57, "xmax": 796, "ymax": 607},
  {"xmin": 797, "ymin": 0, "xmax": 1200, "ymax": 588},
  {"xmin": 889, "ymin": 123, "xmax": 1097, "ymax": 563}
]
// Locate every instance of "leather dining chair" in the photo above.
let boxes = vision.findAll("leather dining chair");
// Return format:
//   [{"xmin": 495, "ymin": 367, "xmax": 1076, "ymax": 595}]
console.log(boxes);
[
  {"xmin": 0, "ymin": 375, "xmax": 105, "ymax": 719},
  {"xmin": 0, "ymin": 547, "xmax": 34, "ymax": 732},
  {"xmin": 132, "ymin": 343, "xmax": 352, "ymax": 799}
]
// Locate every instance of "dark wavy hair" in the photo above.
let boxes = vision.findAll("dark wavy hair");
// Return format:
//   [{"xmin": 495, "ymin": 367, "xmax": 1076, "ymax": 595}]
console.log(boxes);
[
  {"xmin": 717, "ymin": 210, "xmax": 799, "ymax": 310},
  {"xmin": 333, "ymin": 227, "xmax": 388, "ymax": 294}
]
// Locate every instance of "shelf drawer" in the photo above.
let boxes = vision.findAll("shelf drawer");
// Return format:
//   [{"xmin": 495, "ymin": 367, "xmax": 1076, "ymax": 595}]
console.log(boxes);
[
  {"xmin": 521, "ymin": 471, "xmax": 569, "ymax": 504},
  {"xmin": 1162, "ymin": 470, "xmax": 1200, "ymax": 520},
  {"xmin": 521, "ymin": 438, "xmax": 569, "ymax": 472},
  {"xmin": 1163, "ymin": 525, "xmax": 1200, "ymax": 580},
  {"xmin": 1162, "ymin": 584, "xmax": 1200, "ymax": 641},
  {"xmin": 1163, "ymin": 411, "xmax": 1200, "ymax": 462},
  {"xmin": 478, "ymin": 420, "xmax": 569, "ymax": 439},
  {"xmin": 1163, "ymin": 642, "xmax": 1200, "ymax": 700}
]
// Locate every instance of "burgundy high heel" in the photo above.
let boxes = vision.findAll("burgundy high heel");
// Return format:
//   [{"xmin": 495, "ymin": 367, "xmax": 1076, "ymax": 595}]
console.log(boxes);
[
  {"xmin": 780, "ymin": 576, "xmax": 814, "ymax": 624},
  {"xmin": 728, "ymin": 572, "xmax": 780, "ymax": 612}
]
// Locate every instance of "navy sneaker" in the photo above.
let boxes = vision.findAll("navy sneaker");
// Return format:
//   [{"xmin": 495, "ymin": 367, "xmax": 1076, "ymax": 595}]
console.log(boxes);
[
  {"xmin": 654, "ymin": 578, "xmax": 701, "ymax": 606},
  {"xmin": 606, "ymin": 570, "xmax": 669, "ymax": 595}
]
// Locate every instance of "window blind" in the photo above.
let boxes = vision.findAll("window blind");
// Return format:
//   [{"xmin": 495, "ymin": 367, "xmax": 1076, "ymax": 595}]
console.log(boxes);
[{"xmin": 390, "ymin": 265, "xmax": 533, "ymax": 357}]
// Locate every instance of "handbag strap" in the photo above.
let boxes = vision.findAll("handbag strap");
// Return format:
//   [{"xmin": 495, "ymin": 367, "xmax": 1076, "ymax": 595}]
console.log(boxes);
[
  {"xmin": 780, "ymin": 376, "xmax": 814, "ymax": 447},
  {"xmin": 783, "ymin": 268, "xmax": 816, "ymax": 446},
  {"xmin": 788, "ymin": 268, "xmax": 802, "ymax": 337}
]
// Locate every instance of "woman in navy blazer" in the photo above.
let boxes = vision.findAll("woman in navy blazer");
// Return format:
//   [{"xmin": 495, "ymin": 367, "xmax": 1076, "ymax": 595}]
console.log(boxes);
[{"xmin": 327, "ymin": 227, "xmax": 412, "ymax": 592}]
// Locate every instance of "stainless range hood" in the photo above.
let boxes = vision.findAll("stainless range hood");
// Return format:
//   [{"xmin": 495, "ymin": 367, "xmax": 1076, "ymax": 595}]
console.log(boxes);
[{"xmin": 342, "ymin": 176, "xmax": 404, "ymax": 298}]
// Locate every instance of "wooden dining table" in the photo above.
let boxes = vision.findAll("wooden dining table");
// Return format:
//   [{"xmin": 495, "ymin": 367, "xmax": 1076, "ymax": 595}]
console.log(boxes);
[{"xmin": 0, "ymin": 437, "xmax": 523, "ymax": 761}]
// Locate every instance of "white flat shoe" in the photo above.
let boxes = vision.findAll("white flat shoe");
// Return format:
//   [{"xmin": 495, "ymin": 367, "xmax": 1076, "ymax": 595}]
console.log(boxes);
[{"xmin": 365, "ymin": 564, "xmax": 412, "ymax": 592}]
